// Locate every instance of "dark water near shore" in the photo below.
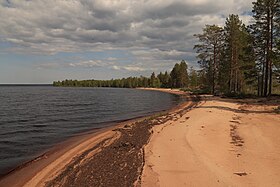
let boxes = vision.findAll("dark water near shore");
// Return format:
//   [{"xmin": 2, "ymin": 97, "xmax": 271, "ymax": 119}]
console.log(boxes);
[{"xmin": 0, "ymin": 86, "xmax": 180, "ymax": 176}]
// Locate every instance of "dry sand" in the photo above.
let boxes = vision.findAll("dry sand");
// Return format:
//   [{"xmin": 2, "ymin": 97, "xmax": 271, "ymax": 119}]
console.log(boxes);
[
  {"xmin": 1, "ymin": 88, "xmax": 279, "ymax": 187},
  {"xmin": 142, "ymin": 98, "xmax": 280, "ymax": 187},
  {"xmin": 138, "ymin": 88, "xmax": 188, "ymax": 95},
  {"xmin": 0, "ymin": 88, "xmax": 190, "ymax": 187}
]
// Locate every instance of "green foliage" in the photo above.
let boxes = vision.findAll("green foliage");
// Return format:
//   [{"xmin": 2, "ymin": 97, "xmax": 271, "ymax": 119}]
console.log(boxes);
[
  {"xmin": 157, "ymin": 71, "xmax": 171, "ymax": 88},
  {"xmin": 251, "ymin": 0, "xmax": 280, "ymax": 96},
  {"xmin": 170, "ymin": 60, "xmax": 189, "ymax": 88},
  {"xmin": 150, "ymin": 72, "xmax": 161, "ymax": 88},
  {"xmin": 193, "ymin": 1, "xmax": 280, "ymax": 97},
  {"xmin": 194, "ymin": 25, "xmax": 224, "ymax": 94},
  {"xmin": 220, "ymin": 14, "xmax": 258, "ymax": 94},
  {"xmin": 53, "ymin": 60, "xmax": 193, "ymax": 89},
  {"xmin": 53, "ymin": 76, "xmax": 151, "ymax": 88},
  {"xmin": 189, "ymin": 67, "xmax": 198, "ymax": 88}
]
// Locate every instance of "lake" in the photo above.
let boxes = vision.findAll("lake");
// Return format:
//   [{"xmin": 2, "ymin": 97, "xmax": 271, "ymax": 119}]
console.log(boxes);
[{"xmin": 0, "ymin": 86, "xmax": 180, "ymax": 176}]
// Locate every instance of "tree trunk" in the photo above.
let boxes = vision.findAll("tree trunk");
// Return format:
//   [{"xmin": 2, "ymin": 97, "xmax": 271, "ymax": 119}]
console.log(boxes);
[
  {"xmin": 258, "ymin": 75, "xmax": 261, "ymax": 96},
  {"xmin": 264, "ymin": 7, "xmax": 271, "ymax": 97},
  {"xmin": 261, "ymin": 62, "xmax": 265, "ymax": 96},
  {"xmin": 269, "ymin": 10, "xmax": 274, "ymax": 96},
  {"xmin": 229, "ymin": 47, "xmax": 233, "ymax": 93},
  {"xmin": 235, "ymin": 45, "xmax": 238, "ymax": 93},
  {"xmin": 213, "ymin": 45, "xmax": 216, "ymax": 95}
]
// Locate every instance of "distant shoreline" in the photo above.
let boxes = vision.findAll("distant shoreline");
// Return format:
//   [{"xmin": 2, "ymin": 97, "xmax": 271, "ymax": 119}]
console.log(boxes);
[{"xmin": 0, "ymin": 84, "xmax": 52, "ymax": 86}]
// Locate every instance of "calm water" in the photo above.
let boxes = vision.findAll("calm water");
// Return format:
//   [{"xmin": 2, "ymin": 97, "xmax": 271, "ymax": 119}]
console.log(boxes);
[{"xmin": 0, "ymin": 86, "xmax": 180, "ymax": 175}]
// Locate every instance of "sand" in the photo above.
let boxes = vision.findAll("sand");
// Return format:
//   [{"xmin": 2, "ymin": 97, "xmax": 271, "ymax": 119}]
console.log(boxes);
[
  {"xmin": 1, "ymin": 89, "xmax": 279, "ymax": 187},
  {"xmin": 0, "ymin": 88, "xmax": 190, "ymax": 187},
  {"xmin": 141, "ymin": 98, "xmax": 280, "ymax": 187},
  {"xmin": 0, "ymin": 128, "xmax": 119, "ymax": 187}
]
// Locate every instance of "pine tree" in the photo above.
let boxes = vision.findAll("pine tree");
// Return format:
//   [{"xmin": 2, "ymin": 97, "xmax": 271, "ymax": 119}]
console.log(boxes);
[
  {"xmin": 252, "ymin": 0, "xmax": 280, "ymax": 96},
  {"xmin": 189, "ymin": 67, "xmax": 198, "ymax": 88},
  {"xmin": 170, "ymin": 63, "xmax": 180, "ymax": 88},
  {"xmin": 194, "ymin": 25, "xmax": 224, "ymax": 94},
  {"xmin": 240, "ymin": 27, "xmax": 259, "ymax": 94},
  {"xmin": 222, "ymin": 15, "xmax": 257, "ymax": 94},
  {"xmin": 179, "ymin": 60, "xmax": 189, "ymax": 88},
  {"xmin": 223, "ymin": 15, "xmax": 243, "ymax": 93},
  {"xmin": 150, "ymin": 72, "xmax": 160, "ymax": 87},
  {"xmin": 157, "ymin": 71, "xmax": 171, "ymax": 88}
]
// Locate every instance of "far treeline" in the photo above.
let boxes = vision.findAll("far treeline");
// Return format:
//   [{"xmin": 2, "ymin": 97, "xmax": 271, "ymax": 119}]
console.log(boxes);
[
  {"xmin": 53, "ymin": 60, "xmax": 196, "ymax": 90},
  {"xmin": 54, "ymin": 0, "xmax": 280, "ymax": 97}
]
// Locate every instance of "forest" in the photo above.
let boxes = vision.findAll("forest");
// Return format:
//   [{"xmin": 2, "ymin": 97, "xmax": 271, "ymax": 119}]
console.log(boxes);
[
  {"xmin": 53, "ymin": 60, "xmax": 194, "ymax": 90},
  {"xmin": 54, "ymin": 0, "xmax": 280, "ymax": 97}
]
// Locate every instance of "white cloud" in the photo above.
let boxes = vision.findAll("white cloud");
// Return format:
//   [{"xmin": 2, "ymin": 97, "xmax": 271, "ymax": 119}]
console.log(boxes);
[
  {"xmin": 112, "ymin": 65, "xmax": 121, "ymax": 70},
  {"xmin": 122, "ymin": 66, "xmax": 146, "ymax": 72},
  {"xmin": 111, "ymin": 64, "xmax": 147, "ymax": 72},
  {"xmin": 0, "ymin": 0, "xmax": 255, "ymax": 71},
  {"xmin": 68, "ymin": 60, "xmax": 114, "ymax": 68}
]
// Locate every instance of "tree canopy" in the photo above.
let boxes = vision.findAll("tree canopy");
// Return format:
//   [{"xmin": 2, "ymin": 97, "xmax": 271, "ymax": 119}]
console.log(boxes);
[
  {"xmin": 53, "ymin": 61, "xmax": 193, "ymax": 89},
  {"xmin": 193, "ymin": 0, "xmax": 280, "ymax": 96}
]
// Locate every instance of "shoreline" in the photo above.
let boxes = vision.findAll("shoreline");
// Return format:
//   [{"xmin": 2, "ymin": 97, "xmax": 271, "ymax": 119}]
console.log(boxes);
[{"xmin": 0, "ymin": 88, "xmax": 192, "ymax": 187}]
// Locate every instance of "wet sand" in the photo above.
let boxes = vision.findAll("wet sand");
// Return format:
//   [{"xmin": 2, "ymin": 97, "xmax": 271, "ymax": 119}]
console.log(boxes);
[
  {"xmin": 1, "ymin": 89, "xmax": 279, "ymax": 187},
  {"xmin": 142, "ymin": 97, "xmax": 280, "ymax": 187},
  {"xmin": 0, "ymin": 88, "xmax": 195, "ymax": 187}
]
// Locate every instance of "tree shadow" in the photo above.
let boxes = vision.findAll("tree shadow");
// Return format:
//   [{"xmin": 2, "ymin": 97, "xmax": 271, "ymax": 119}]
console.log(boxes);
[{"xmin": 195, "ymin": 106, "xmax": 275, "ymax": 114}]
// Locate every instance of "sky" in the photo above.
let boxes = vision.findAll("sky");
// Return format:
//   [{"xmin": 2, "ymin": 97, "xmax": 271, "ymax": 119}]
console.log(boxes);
[{"xmin": 0, "ymin": 0, "xmax": 254, "ymax": 84}]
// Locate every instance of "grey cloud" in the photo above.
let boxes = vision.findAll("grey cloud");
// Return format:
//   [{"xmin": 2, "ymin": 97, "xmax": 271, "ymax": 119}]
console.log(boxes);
[
  {"xmin": 141, "ymin": 1, "xmax": 223, "ymax": 20},
  {"xmin": 0, "ymin": 0, "xmax": 254, "ymax": 71},
  {"xmin": 35, "ymin": 59, "xmax": 115, "ymax": 69}
]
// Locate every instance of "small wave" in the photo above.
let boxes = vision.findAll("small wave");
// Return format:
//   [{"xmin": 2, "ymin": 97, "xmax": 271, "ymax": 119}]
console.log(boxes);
[
  {"xmin": 0, "ymin": 140, "xmax": 26, "ymax": 147},
  {"xmin": 0, "ymin": 129, "xmax": 45, "ymax": 136},
  {"xmin": 0, "ymin": 87, "xmax": 180, "ymax": 178},
  {"xmin": 32, "ymin": 124, "xmax": 47, "ymax": 128}
]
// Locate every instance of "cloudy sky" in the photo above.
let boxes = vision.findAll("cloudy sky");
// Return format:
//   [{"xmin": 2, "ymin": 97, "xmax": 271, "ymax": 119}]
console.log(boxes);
[{"xmin": 0, "ymin": 0, "xmax": 254, "ymax": 83}]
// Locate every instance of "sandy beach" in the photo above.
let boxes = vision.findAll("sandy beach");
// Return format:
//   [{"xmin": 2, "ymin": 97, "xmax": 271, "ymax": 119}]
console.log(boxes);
[
  {"xmin": 0, "ymin": 89, "xmax": 279, "ymax": 187},
  {"xmin": 142, "ymin": 96, "xmax": 280, "ymax": 187},
  {"xmin": 0, "ymin": 88, "xmax": 195, "ymax": 187}
]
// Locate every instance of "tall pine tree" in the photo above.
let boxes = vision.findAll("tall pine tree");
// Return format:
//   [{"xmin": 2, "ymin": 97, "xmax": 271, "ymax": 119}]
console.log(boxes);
[
  {"xmin": 194, "ymin": 25, "xmax": 224, "ymax": 94},
  {"xmin": 252, "ymin": 0, "xmax": 280, "ymax": 96},
  {"xmin": 222, "ymin": 15, "xmax": 257, "ymax": 94}
]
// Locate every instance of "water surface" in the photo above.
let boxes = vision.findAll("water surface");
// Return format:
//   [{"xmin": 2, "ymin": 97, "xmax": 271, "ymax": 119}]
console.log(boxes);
[{"xmin": 0, "ymin": 86, "xmax": 180, "ymax": 175}]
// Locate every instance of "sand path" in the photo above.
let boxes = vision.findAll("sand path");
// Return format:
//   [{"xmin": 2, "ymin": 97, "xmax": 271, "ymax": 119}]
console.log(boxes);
[{"xmin": 142, "ymin": 99, "xmax": 280, "ymax": 187}]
